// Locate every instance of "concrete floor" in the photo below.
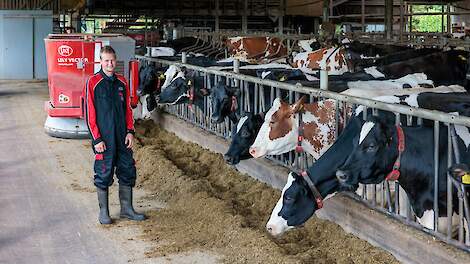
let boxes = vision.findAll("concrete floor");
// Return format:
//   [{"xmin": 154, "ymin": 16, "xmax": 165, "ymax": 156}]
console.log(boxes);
[{"xmin": 0, "ymin": 80, "xmax": 218, "ymax": 264}]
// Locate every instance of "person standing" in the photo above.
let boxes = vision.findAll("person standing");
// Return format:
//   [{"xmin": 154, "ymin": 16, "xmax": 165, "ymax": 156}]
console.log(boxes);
[{"xmin": 85, "ymin": 45, "xmax": 145, "ymax": 224}]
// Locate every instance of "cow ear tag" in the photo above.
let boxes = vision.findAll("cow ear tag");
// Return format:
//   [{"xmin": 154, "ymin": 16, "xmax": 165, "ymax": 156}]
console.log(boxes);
[
  {"xmin": 386, "ymin": 170, "xmax": 400, "ymax": 181},
  {"xmin": 188, "ymin": 80, "xmax": 192, "ymax": 86},
  {"xmin": 462, "ymin": 173, "xmax": 470, "ymax": 185}
]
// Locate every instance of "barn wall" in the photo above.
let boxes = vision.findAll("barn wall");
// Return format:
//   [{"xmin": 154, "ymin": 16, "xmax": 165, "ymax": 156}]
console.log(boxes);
[{"xmin": 0, "ymin": 10, "xmax": 52, "ymax": 79}]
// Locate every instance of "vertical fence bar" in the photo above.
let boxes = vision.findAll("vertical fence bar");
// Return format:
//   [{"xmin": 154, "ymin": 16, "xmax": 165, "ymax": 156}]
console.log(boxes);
[
  {"xmin": 254, "ymin": 83, "xmax": 259, "ymax": 114},
  {"xmin": 433, "ymin": 120, "xmax": 440, "ymax": 231},
  {"xmin": 395, "ymin": 113, "xmax": 401, "ymax": 215},
  {"xmin": 447, "ymin": 123, "xmax": 453, "ymax": 239}
]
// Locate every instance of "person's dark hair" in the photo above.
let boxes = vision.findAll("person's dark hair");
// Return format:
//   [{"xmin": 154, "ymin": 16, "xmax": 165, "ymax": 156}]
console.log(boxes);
[{"xmin": 100, "ymin": 46, "xmax": 116, "ymax": 58}]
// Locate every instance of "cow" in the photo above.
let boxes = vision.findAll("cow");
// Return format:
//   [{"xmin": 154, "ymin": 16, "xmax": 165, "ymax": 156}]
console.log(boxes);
[
  {"xmin": 256, "ymin": 68, "xmax": 306, "ymax": 82},
  {"xmin": 249, "ymin": 96, "xmax": 341, "ymax": 160},
  {"xmin": 292, "ymin": 48, "xmax": 468, "ymax": 89},
  {"xmin": 292, "ymin": 46, "xmax": 349, "ymax": 75},
  {"xmin": 290, "ymin": 41, "xmax": 416, "ymax": 77},
  {"xmin": 335, "ymin": 115, "xmax": 470, "ymax": 233},
  {"xmin": 209, "ymin": 81, "xmax": 240, "ymax": 124},
  {"xmin": 265, "ymin": 113, "xmax": 376, "ymax": 236},
  {"xmin": 134, "ymin": 63, "xmax": 168, "ymax": 119},
  {"xmin": 157, "ymin": 75, "xmax": 209, "ymax": 112},
  {"xmin": 371, "ymin": 49, "xmax": 469, "ymax": 87},
  {"xmin": 265, "ymin": 88, "xmax": 470, "ymax": 236},
  {"xmin": 297, "ymin": 39, "xmax": 321, "ymax": 52},
  {"xmin": 223, "ymin": 112, "xmax": 265, "ymax": 165},
  {"xmin": 225, "ymin": 36, "xmax": 288, "ymax": 63}
]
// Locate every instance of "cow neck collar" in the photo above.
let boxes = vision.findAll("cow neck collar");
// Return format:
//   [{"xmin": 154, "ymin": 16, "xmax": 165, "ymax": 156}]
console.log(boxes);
[
  {"xmin": 186, "ymin": 80, "xmax": 208, "ymax": 111},
  {"xmin": 295, "ymin": 106, "xmax": 306, "ymax": 153},
  {"xmin": 386, "ymin": 125, "xmax": 405, "ymax": 181},
  {"xmin": 230, "ymin": 95, "xmax": 238, "ymax": 113},
  {"xmin": 297, "ymin": 170, "xmax": 323, "ymax": 209}
]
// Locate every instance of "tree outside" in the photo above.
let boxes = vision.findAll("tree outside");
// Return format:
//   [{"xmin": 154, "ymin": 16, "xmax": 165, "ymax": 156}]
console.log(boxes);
[{"xmin": 411, "ymin": 5, "xmax": 447, "ymax": 32}]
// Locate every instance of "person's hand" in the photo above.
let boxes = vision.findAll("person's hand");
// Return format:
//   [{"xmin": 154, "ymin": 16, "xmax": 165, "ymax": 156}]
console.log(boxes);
[
  {"xmin": 94, "ymin": 141, "xmax": 106, "ymax": 153},
  {"xmin": 125, "ymin": 133, "xmax": 134, "ymax": 149}
]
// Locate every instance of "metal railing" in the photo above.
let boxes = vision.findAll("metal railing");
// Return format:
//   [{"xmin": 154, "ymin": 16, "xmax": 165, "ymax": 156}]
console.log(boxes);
[{"xmin": 136, "ymin": 54, "xmax": 470, "ymax": 253}]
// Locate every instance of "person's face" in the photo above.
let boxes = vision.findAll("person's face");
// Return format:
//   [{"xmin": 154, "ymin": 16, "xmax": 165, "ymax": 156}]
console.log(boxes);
[{"xmin": 100, "ymin": 52, "xmax": 116, "ymax": 75}]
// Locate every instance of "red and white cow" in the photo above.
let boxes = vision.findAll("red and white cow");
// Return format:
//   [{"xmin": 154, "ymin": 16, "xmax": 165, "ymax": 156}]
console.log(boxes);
[
  {"xmin": 292, "ymin": 46, "xmax": 349, "ymax": 76},
  {"xmin": 225, "ymin": 36, "xmax": 287, "ymax": 63},
  {"xmin": 249, "ymin": 96, "xmax": 342, "ymax": 160}
]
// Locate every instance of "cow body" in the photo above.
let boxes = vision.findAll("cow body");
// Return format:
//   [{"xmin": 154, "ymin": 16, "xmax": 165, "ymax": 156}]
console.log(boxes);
[
  {"xmin": 249, "ymin": 97, "xmax": 341, "ymax": 159},
  {"xmin": 293, "ymin": 46, "xmax": 349, "ymax": 75},
  {"xmin": 336, "ymin": 117, "xmax": 470, "ymax": 229},
  {"xmin": 225, "ymin": 36, "xmax": 287, "ymax": 63},
  {"xmin": 266, "ymin": 115, "xmax": 369, "ymax": 236},
  {"xmin": 265, "ymin": 88, "xmax": 470, "ymax": 236}
]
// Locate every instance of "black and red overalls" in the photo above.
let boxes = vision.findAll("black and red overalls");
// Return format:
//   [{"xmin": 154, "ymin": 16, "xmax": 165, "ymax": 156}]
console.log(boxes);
[{"xmin": 85, "ymin": 69, "xmax": 136, "ymax": 190}]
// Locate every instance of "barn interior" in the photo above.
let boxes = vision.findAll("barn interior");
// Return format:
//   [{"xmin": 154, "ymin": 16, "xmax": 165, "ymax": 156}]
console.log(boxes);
[
  {"xmin": 2, "ymin": 1, "xmax": 470, "ymax": 264},
  {"xmin": 3, "ymin": 1, "xmax": 470, "ymax": 42}
]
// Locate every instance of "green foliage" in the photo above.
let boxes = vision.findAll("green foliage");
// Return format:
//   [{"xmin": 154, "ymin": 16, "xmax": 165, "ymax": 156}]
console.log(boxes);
[{"xmin": 410, "ymin": 5, "xmax": 447, "ymax": 32}]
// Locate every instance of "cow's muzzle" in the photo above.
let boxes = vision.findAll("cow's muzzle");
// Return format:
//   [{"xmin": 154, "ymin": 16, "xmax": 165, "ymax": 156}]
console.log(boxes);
[
  {"xmin": 223, "ymin": 154, "xmax": 238, "ymax": 165},
  {"xmin": 336, "ymin": 170, "xmax": 350, "ymax": 183},
  {"xmin": 211, "ymin": 115, "xmax": 224, "ymax": 124}
]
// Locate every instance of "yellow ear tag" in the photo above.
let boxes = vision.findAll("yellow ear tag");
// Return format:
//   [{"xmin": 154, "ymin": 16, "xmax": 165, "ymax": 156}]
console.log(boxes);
[
  {"xmin": 159, "ymin": 74, "xmax": 165, "ymax": 79},
  {"xmin": 462, "ymin": 173, "xmax": 470, "ymax": 184},
  {"xmin": 279, "ymin": 76, "xmax": 286, "ymax": 82},
  {"xmin": 188, "ymin": 80, "xmax": 192, "ymax": 86}
]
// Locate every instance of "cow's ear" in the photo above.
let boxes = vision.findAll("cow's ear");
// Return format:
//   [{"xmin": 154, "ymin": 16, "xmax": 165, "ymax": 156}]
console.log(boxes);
[{"xmin": 290, "ymin": 95, "xmax": 307, "ymax": 113}]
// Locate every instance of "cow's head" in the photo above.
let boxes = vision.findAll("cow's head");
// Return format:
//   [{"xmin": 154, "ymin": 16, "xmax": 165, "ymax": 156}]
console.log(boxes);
[
  {"xmin": 209, "ymin": 81, "xmax": 240, "ymax": 124},
  {"xmin": 249, "ymin": 96, "xmax": 306, "ymax": 158},
  {"xmin": 138, "ymin": 64, "xmax": 168, "ymax": 95},
  {"xmin": 161, "ymin": 65, "xmax": 185, "ymax": 90},
  {"xmin": 158, "ymin": 74, "xmax": 209, "ymax": 108},
  {"xmin": 224, "ymin": 112, "xmax": 265, "ymax": 165},
  {"xmin": 266, "ymin": 172, "xmax": 320, "ymax": 236},
  {"xmin": 157, "ymin": 77, "xmax": 190, "ymax": 105},
  {"xmin": 336, "ymin": 116, "xmax": 395, "ymax": 187}
]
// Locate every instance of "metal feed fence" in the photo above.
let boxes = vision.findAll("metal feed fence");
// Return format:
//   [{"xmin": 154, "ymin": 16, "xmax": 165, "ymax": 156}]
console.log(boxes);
[{"xmin": 136, "ymin": 54, "xmax": 470, "ymax": 253}]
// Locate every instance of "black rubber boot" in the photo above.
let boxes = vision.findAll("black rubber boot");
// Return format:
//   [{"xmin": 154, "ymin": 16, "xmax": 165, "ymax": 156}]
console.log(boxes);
[
  {"xmin": 97, "ymin": 187, "xmax": 112, "ymax": 225},
  {"xmin": 119, "ymin": 185, "xmax": 146, "ymax": 221}
]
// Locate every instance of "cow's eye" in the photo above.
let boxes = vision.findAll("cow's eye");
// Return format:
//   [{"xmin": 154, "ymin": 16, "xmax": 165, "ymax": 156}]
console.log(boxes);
[
  {"xmin": 284, "ymin": 196, "xmax": 293, "ymax": 203},
  {"xmin": 365, "ymin": 144, "xmax": 377, "ymax": 152},
  {"xmin": 241, "ymin": 130, "xmax": 250, "ymax": 138}
]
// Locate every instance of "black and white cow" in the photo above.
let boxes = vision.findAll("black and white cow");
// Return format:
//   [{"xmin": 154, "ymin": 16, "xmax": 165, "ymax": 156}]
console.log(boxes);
[
  {"xmin": 209, "ymin": 81, "xmax": 240, "ymax": 124},
  {"xmin": 335, "ymin": 115, "xmax": 470, "ymax": 231},
  {"xmin": 255, "ymin": 68, "xmax": 307, "ymax": 82},
  {"xmin": 157, "ymin": 75, "xmax": 209, "ymax": 111},
  {"xmin": 138, "ymin": 64, "xmax": 165, "ymax": 113},
  {"xmin": 223, "ymin": 112, "xmax": 265, "ymax": 165},
  {"xmin": 266, "ymin": 114, "xmax": 378, "ymax": 236},
  {"xmin": 265, "ymin": 89, "xmax": 470, "ymax": 236}
]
